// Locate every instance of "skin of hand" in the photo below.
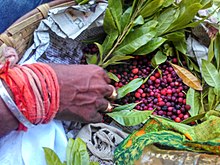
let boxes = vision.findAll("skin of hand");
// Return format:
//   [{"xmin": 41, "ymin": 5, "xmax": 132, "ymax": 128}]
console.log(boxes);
[
  {"xmin": 49, "ymin": 63, "xmax": 113, "ymax": 123},
  {"xmin": 0, "ymin": 63, "xmax": 113, "ymax": 137}
]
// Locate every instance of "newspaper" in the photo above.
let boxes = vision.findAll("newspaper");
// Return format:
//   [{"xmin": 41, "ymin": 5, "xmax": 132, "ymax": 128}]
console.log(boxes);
[{"xmin": 19, "ymin": 0, "xmax": 107, "ymax": 64}]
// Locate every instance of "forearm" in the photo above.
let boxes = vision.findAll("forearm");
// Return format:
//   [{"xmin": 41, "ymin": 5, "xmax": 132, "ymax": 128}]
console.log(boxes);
[{"xmin": 0, "ymin": 94, "xmax": 18, "ymax": 138}]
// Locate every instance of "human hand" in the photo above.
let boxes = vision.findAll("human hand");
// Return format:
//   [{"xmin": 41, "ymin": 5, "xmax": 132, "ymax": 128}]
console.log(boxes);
[{"xmin": 49, "ymin": 64, "xmax": 115, "ymax": 123}]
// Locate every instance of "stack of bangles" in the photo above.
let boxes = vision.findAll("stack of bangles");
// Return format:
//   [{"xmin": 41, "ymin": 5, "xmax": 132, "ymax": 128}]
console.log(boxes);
[{"xmin": 0, "ymin": 62, "xmax": 60, "ymax": 131}]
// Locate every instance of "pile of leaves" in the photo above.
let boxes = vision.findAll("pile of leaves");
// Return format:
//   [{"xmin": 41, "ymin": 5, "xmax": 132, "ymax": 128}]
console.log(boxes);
[{"xmin": 84, "ymin": 0, "xmax": 220, "ymax": 126}]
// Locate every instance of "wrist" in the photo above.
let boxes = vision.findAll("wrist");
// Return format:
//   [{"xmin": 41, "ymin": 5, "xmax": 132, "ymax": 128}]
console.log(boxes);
[{"xmin": 0, "ymin": 81, "xmax": 19, "ymax": 137}]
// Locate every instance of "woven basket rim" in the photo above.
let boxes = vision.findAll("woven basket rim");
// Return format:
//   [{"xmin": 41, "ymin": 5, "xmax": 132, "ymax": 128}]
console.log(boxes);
[{"xmin": 0, "ymin": 0, "xmax": 75, "ymax": 59}]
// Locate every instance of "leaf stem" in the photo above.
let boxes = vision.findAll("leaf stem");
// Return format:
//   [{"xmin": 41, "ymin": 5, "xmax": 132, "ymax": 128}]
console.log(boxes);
[{"xmin": 102, "ymin": 0, "xmax": 145, "ymax": 63}]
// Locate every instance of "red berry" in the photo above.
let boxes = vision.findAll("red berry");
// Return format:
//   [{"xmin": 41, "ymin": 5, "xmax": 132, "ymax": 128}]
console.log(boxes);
[
  {"xmin": 137, "ymin": 89, "xmax": 143, "ymax": 94},
  {"xmin": 167, "ymin": 89, "xmax": 172, "ymax": 94},
  {"xmin": 132, "ymin": 68, "xmax": 139, "ymax": 74},
  {"xmin": 172, "ymin": 58, "xmax": 178, "ymax": 64},
  {"xmin": 175, "ymin": 117, "xmax": 181, "ymax": 122},
  {"xmin": 141, "ymin": 93, "xmax": 146, "ymax": 98},
  {"xmin": 158, "ymin": 101, "xmax": 165, "ymax": 106},
  {"xmin": 150, "ymin": 76, "xmax": 156, "ymax": 81},
  {"xmin": 154, "ymin": 72, "xmax": 160, "ymax": 78},
  {"xmin": 135, "ymin": 92, "xmax": 141, "ymax": 98},
  {"xmin": 185, "ymin": 104, "xmax": 191, "ymax": 110}
]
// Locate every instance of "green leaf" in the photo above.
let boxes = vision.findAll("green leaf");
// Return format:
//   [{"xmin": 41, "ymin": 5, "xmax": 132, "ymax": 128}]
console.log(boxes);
[
  {"xmin": 102, "ymin": 32, "xmax": 118, "ymax": 55},
  {"xmin": 168, "ymin": 3, "xmax": 203, "ymax": 32},
  {"xmin": 102, "ymin": 55, "xmax": 134, "ymax": 68},
  {"xmin": 186, "ymin": 88, "xmax": 201, "ymax": 116},
  {"xmin": 90, "ymin": 162, "xmax": 99, "ymax": 165},
  {"xmin": 151, "ymin": 51, "xmax": 167, "ymax": 67},
  {"xmin": 103, "ymin": 8, "xmax": 117, "ymax": 34},
  {"xmin": 117, "ymin": 78, "xmax": 143, "ymax": 99},
  {"xmin": 173, "ymin": 39, "xmax": 187, "ymax": 54},
  {"xmin": 164, "ymin": 31, "xmax": 185, "ymax": 41},
  {"xmin": 140, "ymin": 0, "xmax": 164, "ymax": 18},
  {"xmin": 164, "ymin": 31, "xmax": 187, "ymax": 54},
  {"xmin": 120, "ymin": 7, "xmax": 132, "ymax": 31},
  {"xmin": 133, "ymin": 15, "xmax": 144, "ymax": 26},
  {"xmin": 86, "ymin": 54, "xmax": 98, "ymax": 65},
  {"xmin": 208, "ymin": 87, "xmax": 216, "ymax": 110},
  {"xmin": 94, "ymin": 42, "xmax": 103, "ymax": 64},
  {"xmin": 44, "ymin": 147, "xmax": 64, "ymax": 165},
  {"xmin": 208, "ymin": 38, "xmax": 214, "ymax": 62},
  {"xmin": 66, "ymin": 138, "xmax": 90, "ymax": 165},
  {"xmin": 156, "ymin": 7, "xmax": 179, "ymax": 35},
  {"xmin": 163, "ymin": 0, "xmax": 174, "ymax": 7},
  {"xmin": 181, "ymin": 113, "xmax": 206, "ymax": 124},
  {"xmin": 201, "ymin": 59, "xmax": 220, "ymax": 87},
  {"xmin": 108, "ymin": 0, "xmax": 123, "ymax": 33},
  {"xmin": 107, "ymin": 110, "xmax": 152, "ymax": 126},
  {"xmin": 114, "ymin": 21, "xmax": 157, "ymax": 55},
  {"xmin": 134, "ymin": 37, "xmax": 167, "ymax": 55},
  {"xmin": 75, "ymin": 0, "xmax": 89, "ymax": 5},
  {"xmin": 216, "ymin": 104, "xmax": 220, "ymax": 111},
  {"xmin": 214, "ymin": 87, "xmax": 220, "ymax": 104},
  {"xmin": 113, "ymin": 102, "xmax": 140, "ymax": 112},
  {"xmin": 214, "ymin": 33, "xmax": 220, "ymax": 71},
  {"xmin": 107, "ymin": 72, "xmax": 119, "ymax": 82}
]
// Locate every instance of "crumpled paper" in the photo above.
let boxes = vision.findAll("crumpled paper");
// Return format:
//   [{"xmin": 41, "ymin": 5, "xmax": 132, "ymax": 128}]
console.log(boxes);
[{"xmin": 19, "ymin": 1, "xmax": 107, "ymax": 64}]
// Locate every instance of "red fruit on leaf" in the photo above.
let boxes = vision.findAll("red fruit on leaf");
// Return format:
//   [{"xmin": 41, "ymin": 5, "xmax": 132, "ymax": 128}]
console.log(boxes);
[
  {"xmin": 175, "ymin": 117, "xmax": 181, "ymax": 122},
  {"xmin": 185, "ymin": 104, "xmax": 191, "ymax": 110}
]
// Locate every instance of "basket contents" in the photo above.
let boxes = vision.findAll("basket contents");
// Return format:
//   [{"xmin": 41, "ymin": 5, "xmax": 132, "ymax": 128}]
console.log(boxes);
[{"xmin": 2, "ymin": 0, "xmax": 220, "ymax": 165}]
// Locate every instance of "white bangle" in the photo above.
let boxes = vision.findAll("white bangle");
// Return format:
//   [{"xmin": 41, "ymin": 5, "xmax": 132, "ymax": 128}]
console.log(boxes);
[{"xmin": 0, "ymin": 79, "xmax": 34, "ymax": 128}]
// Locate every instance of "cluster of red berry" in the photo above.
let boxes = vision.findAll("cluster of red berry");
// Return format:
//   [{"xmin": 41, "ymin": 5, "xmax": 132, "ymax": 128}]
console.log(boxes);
[{"xmin": 82, "ymin": 44, "xmax": 191, "ymax": 122}]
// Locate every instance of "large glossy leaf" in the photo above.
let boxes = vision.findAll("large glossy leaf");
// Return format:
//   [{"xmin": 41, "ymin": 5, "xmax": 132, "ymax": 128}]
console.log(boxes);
[
  {"xmin": 208, "ymin": 38, "xmax": 214, "ymax": 62},
  {"xmin": 107, "ymin": 72, "xmax": 119, "ymax": 82},
  {"xmin": 120, "ymin": 7, "xmax": 132, "ymax": 31},
  {"xmin": 168, "ymin": 3, "xmax": 203, "ymax": 32},
  {"xmin": 114, "ymin": 21, "xmax": 157, "ymax": 55},
  {"xmin": 208, "ymin": 87, "xmax": 216, "ymax": 110},
  {"xmin": 214, "ymin": 87, "xmax": 220, "ymax": 105},
  {"xmin": 117, "ymin": 78, "xmax": 143, "ymax": 99},
  {"xmin": 214, "ymin": 33, "xmax": 220, "ymax": 71},
  {"xmin": 173, "ymin": 39, "xmax": 187, "ymax": 55},
  {"xmin": 107, "ymin": 110, "xmax": 152, "ymax": 126},
  {"xmin": 103, "ymin": 8, "xmax": 117, "ymax": 34},
  {"xmin": 186, "ymin": 88, "xmax": 201, "ymax": 116},
  {"xmin": 201, "ymin": 59, "xmax": 220, "ymax": 87},
  {"xmin": 102, "ymin": 32, "xmax": 118, "ymax": 56},
  {"xmin": 108, "ymin": 0, "xmax": 122, "ymax": 33},
  {"xmin": 66, "ymin": 138, "xmax": 90, "ymax": 165},
  {"xmin": 113, "ymin": 102, "xmax": 140, "ymax": 112},
  {"xmin": 44, "ymin": 148, "xmax": 64, "ymax": 165},
  {"xmin": 140, "ymin": 0, "xmax": 164, "ymax": 18},
  {"xmin": 156, "ymin": 7, "xmax": 179, "ymax": 35},
  {"xmin": 134, "ymin": 37, "xmax": 167, "ymax": 55},
  {"xmin": 151, "ymin": 51, "xmax": 167, "ymax": 67},
  {"xmin": 170, "ymin": 63, "xmax": 202, "ymax": 91}
]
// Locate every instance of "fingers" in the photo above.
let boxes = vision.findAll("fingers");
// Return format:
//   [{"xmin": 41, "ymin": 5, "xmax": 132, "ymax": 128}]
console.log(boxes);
[
  {"xmin": 103, "ymin": 85, "xmax": 118, "ymax": 100},
  {"xmin": 95, "ymin": 98, "xmax": 113, "ymax": 113}
]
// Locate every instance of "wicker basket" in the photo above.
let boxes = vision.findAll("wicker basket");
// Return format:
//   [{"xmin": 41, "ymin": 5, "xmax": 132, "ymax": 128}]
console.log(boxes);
[{"xmin": 0, "ymin": 0, "xmax": 75, "ymax": 60}]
